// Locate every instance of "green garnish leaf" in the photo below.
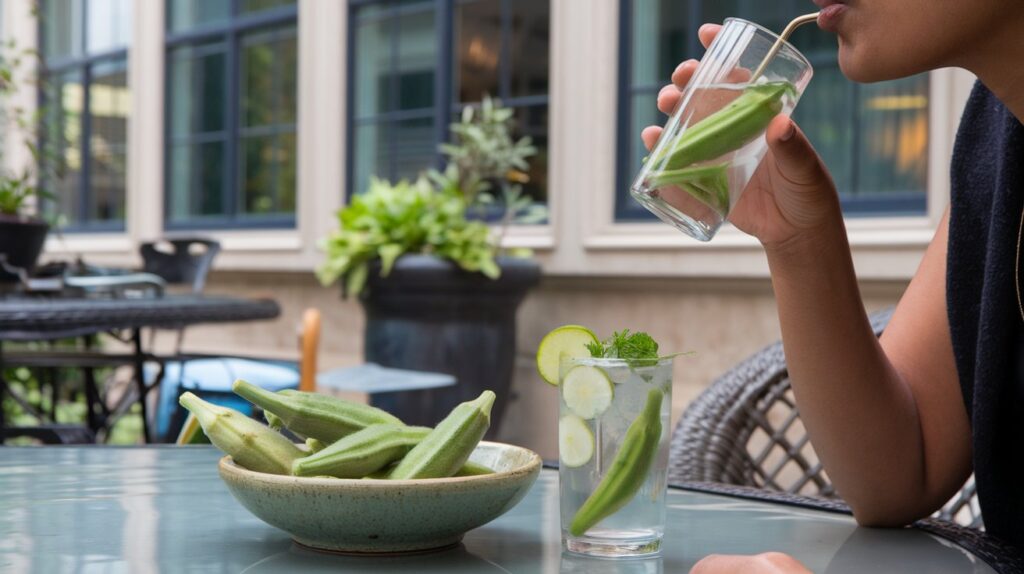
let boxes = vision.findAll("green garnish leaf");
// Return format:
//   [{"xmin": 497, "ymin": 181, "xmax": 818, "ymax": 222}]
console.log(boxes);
[{"xmin": 588, "ymin": 330, "xmax": 659, "ymax": 361}]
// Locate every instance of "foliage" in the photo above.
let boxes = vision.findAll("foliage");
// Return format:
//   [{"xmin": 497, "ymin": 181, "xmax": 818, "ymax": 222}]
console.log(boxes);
[
  {"xmin": 319, "ymin": 97, "xmax": 549, "ymax": 295},
  {"xmin": 428, "ymin": 95, "xmax": 548, "ymax": 249},
  {"xmin": 0, "ymin": 38, "xmax": 59, "ymax": 218},
  {"xmin": 317, "ymin": 178, "xmax": 499, "ymax": 296},
  {"xmin": 586, "ymin": 330, "xmax": 660, "ymax": 361}
]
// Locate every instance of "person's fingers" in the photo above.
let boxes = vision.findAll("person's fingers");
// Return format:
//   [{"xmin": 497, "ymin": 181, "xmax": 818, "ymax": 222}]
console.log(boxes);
[
  {"xmin": 671, "ymin": 59, "xmax": 699, "ymax": 88},
  {"xmin": 698, "ymin": 24, "xmax": 721, "ymax": 48},
  {"xmin": 657, "ymin": 84, "xmax": 682, "ymax": 115},
  {"xmin": 641, "ymin": 126, "xmax": 662, "ymax": 151},
  {"xmin": 764, "ymin": 115, "xmax": 828, "ymax": 189}
]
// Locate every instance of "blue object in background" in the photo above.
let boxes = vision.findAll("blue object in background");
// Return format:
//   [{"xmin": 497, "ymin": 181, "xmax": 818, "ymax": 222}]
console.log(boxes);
[{"xmin": 151, "ymin": 358, "xmax": 300, "ymax": 440}]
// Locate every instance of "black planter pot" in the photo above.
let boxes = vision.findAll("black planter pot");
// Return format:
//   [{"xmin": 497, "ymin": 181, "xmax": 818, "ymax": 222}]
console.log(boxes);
[
  {"xmin": 0, "ymin": 216, "xmax": 49, "ymax": 282},
  {"xmin": 359, "ymin": 254, "xmax": 540, "ymax": 437}
]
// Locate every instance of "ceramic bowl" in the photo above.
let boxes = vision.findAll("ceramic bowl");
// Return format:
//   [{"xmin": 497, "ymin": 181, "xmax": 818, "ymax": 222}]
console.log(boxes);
[{"xmin": 218, "ymin": 440, "xmax": 542, "ymax": 554}]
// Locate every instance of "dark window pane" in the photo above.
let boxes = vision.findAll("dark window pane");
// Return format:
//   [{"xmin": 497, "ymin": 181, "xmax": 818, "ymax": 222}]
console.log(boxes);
[
  {"xmin": 396, "ymin": 8, "xmax": 436, "ymax": 110},
  {"xmin": 630, "ymin": 0, "xmax": 688, "ymax": 87},
  {"xmin": 169, "ymin": 42, "xmax": 228, "ymax": 136},
  {"xmin": 393, "ymin": 117, "xmax": 436, "ymax": 179},
  {"xmin": 168, "ymin": 141, "xmax": 226, "ymax": 222},
  {"xmin": 352, "ymin": 123, "xmax": 388, "ymax": 196},
  {"xmin": 512, "ymin": 104, "xmax": 548, "ymax": 204},
  {"xmin": 353, "ymin": 13, "xmax": 394, "ymax": 117},
  {"xmin": 42, "ymin": 70, "xmax": 84, "ymax": 224},
  {"xmin": 241, "ymin": 26, "xmax": 298, "ymax": 127},
  {"xmin": 89, "ymin": 60, "xmax": 129, "ymax": 223},
  {"xmin": 618, "ymin": 91, "xmax": 659, "ymax": 220},
  {"xmin": 87, "ymin": 0, "xmax": 132, "ymax": 54},
  {"xmin": 240, "ymin": 0, "xmax": 296, "ymax": 14},
  {"xmin": 42, "ymin": 0, "xmax": 83, "ymax": 61},
  {"xmin": 239, "ymin": 131, "xmax": 295, "ymax": 217},
  {"xmin": 241, "ymin": 134, "xmax": 277, "ymax": 214},
  {"xmin": 167, "ymin": 0, "xmax": 231, "ymax": 33},
  {"xmin": 508, "ymin": 0, "xmax": 550, "ymax": 98},
  {"xmin": 455, "ymin": 0, "xmax": 500, "ymax": 103},
  {"xmin": 856, "ymin": 74, "xmax": 929, "ymax": 197}
]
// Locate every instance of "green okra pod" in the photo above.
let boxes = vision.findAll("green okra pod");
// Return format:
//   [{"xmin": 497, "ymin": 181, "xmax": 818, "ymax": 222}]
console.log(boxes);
[
  {"xmin": 388, "ymin": 390, "xmax": 495, "ymax": 480},
  {"xmin": 292, "ymin": 424, "xmax": 432, "ymax": 478},
  {"xmin": 648, "ymin": 163, "xmax": 731, "ymax": 217},
  {"xmin": 657, "ymin": 81, "xmax": 793, "ymax": 171},
  {"xmin": 570, "ymin": 388, "xmax": 663, "ymax": 536},
  {"xmin": 232, "ymin": 379, "xmax": 404, "ymax": 443},
  {"xmin": 453, "ymin": 461, "xmax": 494, "ymax": 477},
  {"xmin": 179, "ymin": 392, "xmax": 303, "ymax": 475}
]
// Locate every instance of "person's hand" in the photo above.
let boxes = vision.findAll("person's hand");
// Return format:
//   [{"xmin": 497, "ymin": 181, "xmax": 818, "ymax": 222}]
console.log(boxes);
[
  {"xmin": 642, "ymin": 24, "xmax": 841, "ymax": 250},
  {"xmin": 690, "ymin": 552, "xmax": 812, "ymax": 574}
]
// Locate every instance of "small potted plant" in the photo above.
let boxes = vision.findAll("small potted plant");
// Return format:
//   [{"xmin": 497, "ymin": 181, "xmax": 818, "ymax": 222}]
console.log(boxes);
[
  {"xmin": 318, "ymin": 97, "xmax": 544, "ymax": 434},
  {"xmin": 0, "ymin": 41, "xmax": 53, "ymax": 282}
]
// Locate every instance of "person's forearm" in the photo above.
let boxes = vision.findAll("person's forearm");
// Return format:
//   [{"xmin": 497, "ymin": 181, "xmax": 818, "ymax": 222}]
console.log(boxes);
[{"xmin": 764, "ymin": 212, "xmax": 928, "ymax": 525}]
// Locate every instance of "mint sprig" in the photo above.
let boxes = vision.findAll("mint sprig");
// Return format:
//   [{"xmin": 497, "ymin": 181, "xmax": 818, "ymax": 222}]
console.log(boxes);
[{"xmin": 586, "ymin": 330, "xmax": 659, "ymax": 361}]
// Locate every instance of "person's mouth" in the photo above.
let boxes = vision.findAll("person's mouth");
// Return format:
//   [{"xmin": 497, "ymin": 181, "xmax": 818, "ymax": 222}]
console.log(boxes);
[{"xmin": 813, "ymin": 0, "xmax": 848, "ymax": 33}]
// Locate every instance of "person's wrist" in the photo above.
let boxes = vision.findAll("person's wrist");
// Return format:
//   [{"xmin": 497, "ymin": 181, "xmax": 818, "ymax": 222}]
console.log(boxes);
[{"xmin": 761, "ymin": 209, "xmax": 847, "ymax": 269}]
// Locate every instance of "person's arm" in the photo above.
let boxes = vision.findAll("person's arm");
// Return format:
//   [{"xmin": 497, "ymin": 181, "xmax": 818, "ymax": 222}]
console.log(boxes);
[
  {"xmin": 647, "ymin": 23, "xmax": 973, "ymax": 527},
  {"xmin": 767, "ymin": 208, "xmax": 972, "ymax": 526}
]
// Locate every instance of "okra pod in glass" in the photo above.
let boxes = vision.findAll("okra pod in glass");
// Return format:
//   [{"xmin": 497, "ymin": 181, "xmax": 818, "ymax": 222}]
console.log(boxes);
[{"xmin": 631, "ymin": 18, "xmax": 813, "ymax": 241}]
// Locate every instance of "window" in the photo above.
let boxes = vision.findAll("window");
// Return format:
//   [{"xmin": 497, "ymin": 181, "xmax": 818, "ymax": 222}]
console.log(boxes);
[
  {"xmin": 616, "ymin": 0, "xmax": 930, "ymax": 221},
  {"xmin": 349, "ymin": 0, "xmax": 550, "ymax": 208},
  {"xmin": 40, "ymin": 0, "xmax": 132, "ymax": 231},
  {"xmin": 165, "ymin": 0, "xmax": 298, "ymax": 229}
]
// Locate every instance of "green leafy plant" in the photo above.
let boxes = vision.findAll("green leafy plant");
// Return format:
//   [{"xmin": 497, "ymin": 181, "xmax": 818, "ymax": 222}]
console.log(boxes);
[
  {"xmin": 0, "ymin": 38, "xmax": 60, "ymax": 219},
  {"xmin": 319, "ymin": 97, "xmax": 547, "ymax": 296},
  {"xmin": 317, "ymin": 178, "xmax": 499, "ymax": 296},
  {"xmin": 428, "ymin": 95, "xmax": 548, "ymax": 251}
]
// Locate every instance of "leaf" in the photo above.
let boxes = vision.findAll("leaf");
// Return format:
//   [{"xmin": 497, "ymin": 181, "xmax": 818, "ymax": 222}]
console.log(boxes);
[
  {"xmin": 378, "ymin": 243, "xmax": 404, "ymax": 276},
  {"xmin": 345, "ymin": 262, "xmax": 370, "ymax": 298}
]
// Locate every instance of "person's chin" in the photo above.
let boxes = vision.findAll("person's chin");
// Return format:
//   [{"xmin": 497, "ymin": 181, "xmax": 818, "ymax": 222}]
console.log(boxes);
[{"xmin": 837, "ymin": 43, "xmax": 893, "ymax": 83}]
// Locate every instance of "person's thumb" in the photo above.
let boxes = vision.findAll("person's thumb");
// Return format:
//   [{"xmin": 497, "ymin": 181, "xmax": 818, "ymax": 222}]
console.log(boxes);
[{"xmin": 764, "ymin": 115, "xmax": 829, "ymax": 191}]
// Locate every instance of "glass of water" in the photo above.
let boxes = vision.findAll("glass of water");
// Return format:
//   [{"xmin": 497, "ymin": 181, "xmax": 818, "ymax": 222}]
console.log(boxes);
[
  {"xmin": 558, "ymin": 356, "xmax": 673, "ymax": 558},
  {"xmin": 630, "ymin": 18, "xmax": 813, "ymax": 241}
]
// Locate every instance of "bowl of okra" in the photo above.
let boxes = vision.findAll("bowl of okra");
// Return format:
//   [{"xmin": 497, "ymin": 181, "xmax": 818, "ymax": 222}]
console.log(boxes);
[{"xmin": 182, "ymin": 382, "xmax": 542, "ymax": 554}]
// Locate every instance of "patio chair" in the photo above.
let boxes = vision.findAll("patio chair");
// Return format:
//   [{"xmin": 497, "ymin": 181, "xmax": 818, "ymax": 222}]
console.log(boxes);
[{"xmin": 668, "ymin": 307, "xmax": 983, "ymax": 529}]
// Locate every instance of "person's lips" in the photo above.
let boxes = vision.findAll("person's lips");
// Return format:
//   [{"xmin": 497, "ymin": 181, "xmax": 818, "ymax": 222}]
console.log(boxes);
[{"xmin": 815, "ymin": 0, "xmax": 848, "ymax": 33}]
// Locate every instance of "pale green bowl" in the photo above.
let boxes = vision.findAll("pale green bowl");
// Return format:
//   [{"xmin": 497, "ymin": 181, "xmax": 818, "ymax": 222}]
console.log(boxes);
[{"xmin": 218, "ymin": 441, "xmax": 542, "ymax": 554}]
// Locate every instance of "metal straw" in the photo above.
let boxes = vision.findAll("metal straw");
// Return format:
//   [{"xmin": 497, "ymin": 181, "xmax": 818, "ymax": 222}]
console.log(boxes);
[{"xmin": 749, "ymin": 12, "xmax": 820, "ymax": 82}]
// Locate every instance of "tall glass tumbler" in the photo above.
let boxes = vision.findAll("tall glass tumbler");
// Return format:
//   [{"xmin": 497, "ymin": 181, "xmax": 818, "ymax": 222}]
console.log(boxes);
[
  {"xmin": 630, "ymin": 18, "xmax": 813, "ymax": 241},
  {"xmin": 559, "ymin": 356, "xmax": 673, "ymax": 558}
]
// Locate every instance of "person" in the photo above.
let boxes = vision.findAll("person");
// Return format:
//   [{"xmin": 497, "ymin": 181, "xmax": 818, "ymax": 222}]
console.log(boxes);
[{"xmin": 640, "ymin": 1, "xmax": 1024, "ymax": 572}]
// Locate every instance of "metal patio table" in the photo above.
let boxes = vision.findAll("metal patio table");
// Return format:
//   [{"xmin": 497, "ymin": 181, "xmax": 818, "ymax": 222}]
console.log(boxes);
[
  {"xmin": 0, "ymin": 446, "xmax": 1015, "ymax": 573},
  {"xmin": 0, "ymin": 295, "xmax": 280, "ymax": 443}
]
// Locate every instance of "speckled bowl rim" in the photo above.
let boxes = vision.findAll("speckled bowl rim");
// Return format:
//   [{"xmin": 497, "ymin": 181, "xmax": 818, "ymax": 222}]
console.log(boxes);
[{"xmin": 218, "ymin": 440, "xmax": 542, "ymax": 487}]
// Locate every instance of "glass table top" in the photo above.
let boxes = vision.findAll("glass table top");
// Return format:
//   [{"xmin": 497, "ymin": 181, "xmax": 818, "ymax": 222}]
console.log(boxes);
[{"xmin": 0, "ymin": 447, "xmax": 995, "ymax": 573}]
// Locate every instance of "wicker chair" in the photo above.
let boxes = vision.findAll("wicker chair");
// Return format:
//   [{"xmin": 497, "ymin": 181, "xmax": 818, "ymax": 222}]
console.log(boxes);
[{"xmin": 669, "ymin": 307, "xmax": 983, "ymax": 529}]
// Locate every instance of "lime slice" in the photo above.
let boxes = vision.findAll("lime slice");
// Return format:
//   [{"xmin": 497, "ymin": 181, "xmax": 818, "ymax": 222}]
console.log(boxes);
[
  {"xmin": 562, "ymin": 365, "xmax": 614, "ymax": 419},
  {"xmin": 559, "ymin": 414, "xmax": 595, "ymax": 468},
  {"xmin": 536, "ymin": 325, "xmax": 599, "ymax": 386}
]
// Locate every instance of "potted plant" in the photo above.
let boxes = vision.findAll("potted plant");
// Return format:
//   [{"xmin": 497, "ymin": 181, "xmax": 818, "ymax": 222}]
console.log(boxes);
[
  {"xmin": 0, "ymin": 41, "xmax": 53, "ymax": 282},
  {"xmin": 318, "ymin": 97, "xmax": 544, "ymax": 434}
]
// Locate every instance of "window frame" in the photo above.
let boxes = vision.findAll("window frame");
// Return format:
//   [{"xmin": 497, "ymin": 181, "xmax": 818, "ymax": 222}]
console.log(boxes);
[
  {"xmin": 345, "ymin": 0, "xmax": 551, "ymax": 204},
  {"xmin": 38, "ymin": 1, "xmax": 130, "ymax": 233},
  {"xmin": 613, "ymin": 0, "xmax": 929, "ymax": 223},
  {"xmin": 163, "ymin": 0, "xmax": 299, "ymax": 230}
]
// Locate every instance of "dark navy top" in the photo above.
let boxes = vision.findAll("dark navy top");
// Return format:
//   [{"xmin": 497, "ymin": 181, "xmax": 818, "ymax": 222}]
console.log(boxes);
[{"xmin": 947, "ymin": 80, "xmax": 1024, "ymax": 550}]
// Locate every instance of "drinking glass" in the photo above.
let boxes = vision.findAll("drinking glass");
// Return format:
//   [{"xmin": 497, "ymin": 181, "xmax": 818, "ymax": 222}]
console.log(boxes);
[
  {"xmin": 559, "ymin": 356, "xmax": 673, "ymax": 558},
  {"xmin": 630, "ymin": 18, "xmax": 813, "ymax": 241}
]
